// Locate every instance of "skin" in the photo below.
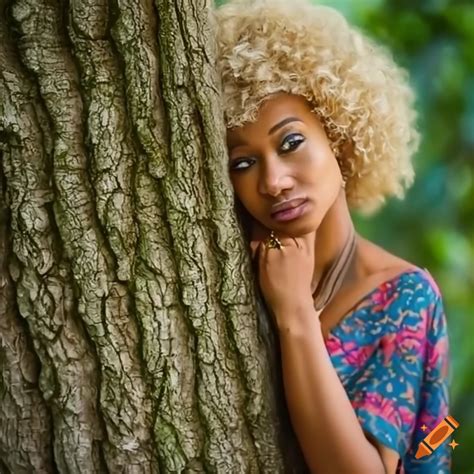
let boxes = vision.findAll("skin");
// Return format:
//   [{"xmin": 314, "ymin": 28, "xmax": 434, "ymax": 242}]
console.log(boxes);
[{"xmin": 227, "ymin": 92, "xmax": 417, "ymax": 473}]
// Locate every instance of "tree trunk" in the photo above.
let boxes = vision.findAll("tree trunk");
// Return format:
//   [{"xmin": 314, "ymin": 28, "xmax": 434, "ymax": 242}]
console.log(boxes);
[{"xmin": 0, "ymin": 0, "xmax": 307, "ymax": 472}]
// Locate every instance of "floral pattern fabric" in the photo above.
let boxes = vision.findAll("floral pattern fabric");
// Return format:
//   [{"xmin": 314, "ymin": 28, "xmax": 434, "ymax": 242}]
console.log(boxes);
[{"xmin": 325, "ymin": 268, "xmax": 451, "ymax": 473}]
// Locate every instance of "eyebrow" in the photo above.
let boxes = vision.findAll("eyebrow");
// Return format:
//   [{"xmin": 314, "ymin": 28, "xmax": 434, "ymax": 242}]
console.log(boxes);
[
  {"xmin": 268, "ymin": 117, "xmax": 303, "ymax": 135},
  {"xmin": 228, "ymin": 116, "xmax": 303, "ymax": 152}
]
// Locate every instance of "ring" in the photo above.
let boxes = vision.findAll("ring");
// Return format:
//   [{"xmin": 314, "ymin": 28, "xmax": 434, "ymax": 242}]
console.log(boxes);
[{"xmin": 264, "ymin": 231, "xmax": 284, "ymax": 250}]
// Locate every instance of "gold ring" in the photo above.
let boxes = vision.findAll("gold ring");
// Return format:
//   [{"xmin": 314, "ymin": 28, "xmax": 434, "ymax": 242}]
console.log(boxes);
[{"xmin": 264, "ymin": 231, "xmax": 283, "ymax": 250}]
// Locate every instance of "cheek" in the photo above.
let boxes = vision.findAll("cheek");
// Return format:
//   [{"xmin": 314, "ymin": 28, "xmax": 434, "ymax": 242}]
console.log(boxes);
[
  {"xmin": 231, "ymin": 176, "xmax": 255, "ymax": 203},
  {"xmin": 308, "ymin": 157, "xmax": 341, "ymax": 200},
  {"xmin": 322, "ymin": 162, "xmax": 343, "ymax": 202},
  {"xmin": 232, "ymin": 183, "xmax": 264, "ymax": 225},
  {"xmin": 311, "ymin": 151, "xmax": 340, "ymax": 180},
  {"xmin": 230, "ymin": 178, "xmax": 244, "ymax": 201}
]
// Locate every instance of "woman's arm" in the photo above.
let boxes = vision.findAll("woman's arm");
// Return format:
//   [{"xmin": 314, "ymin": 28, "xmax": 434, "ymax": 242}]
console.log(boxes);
[{"xmin": 276, "ymin": 303, "xmax": 399, "ymax": 474}]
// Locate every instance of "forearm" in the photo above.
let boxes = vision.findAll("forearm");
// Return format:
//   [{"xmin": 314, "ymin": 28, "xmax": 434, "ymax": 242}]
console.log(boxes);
[{"xmin": 276, "ymin": 306, "xmax": 386, "ymax": 474}]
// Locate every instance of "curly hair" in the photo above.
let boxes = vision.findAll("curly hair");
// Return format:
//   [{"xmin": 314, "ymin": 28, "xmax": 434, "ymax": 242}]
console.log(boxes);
[{"xmin": 214, "ymin": 0, "xmax": 420, "ymax": 214}]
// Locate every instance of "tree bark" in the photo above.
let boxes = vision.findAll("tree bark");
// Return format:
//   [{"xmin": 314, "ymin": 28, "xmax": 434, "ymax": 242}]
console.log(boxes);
[{"xmin": 0, "ymin": 0, "xmax": 307, "ymax": 472}]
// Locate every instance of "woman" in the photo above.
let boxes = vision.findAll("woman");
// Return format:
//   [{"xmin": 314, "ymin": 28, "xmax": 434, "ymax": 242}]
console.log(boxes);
[{"xmin": 215, "ymin": 1, "xmax": 451, "ymax": 473}]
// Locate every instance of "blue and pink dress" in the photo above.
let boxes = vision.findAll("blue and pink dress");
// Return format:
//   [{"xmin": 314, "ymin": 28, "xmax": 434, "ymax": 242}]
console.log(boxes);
[{"xmin": 325, "ymin": 267, "xmax": 451, "ymax": 473}]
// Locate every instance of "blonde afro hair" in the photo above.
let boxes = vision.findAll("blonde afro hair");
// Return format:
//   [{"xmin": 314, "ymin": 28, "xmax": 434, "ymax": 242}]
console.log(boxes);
[{"xmin": 214, "ymin": 0, "xmax": 420, "ymax": 214}]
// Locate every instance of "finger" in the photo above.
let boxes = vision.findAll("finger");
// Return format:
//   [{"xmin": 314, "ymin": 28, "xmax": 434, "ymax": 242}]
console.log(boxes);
[
  {"xmin": 258, "ymin": 240, "xmax": 267, "ymax": 268},
  {"xmin": 270, "ymin": 235, "xmax": 299, "ymax": 249},
  {"xmin": 250, "ymin": 240, "xmax": 260, "ymax": 259},
  {"xmin": 273, "ymin": 233, "xmax": 312, "ymax": 253}
]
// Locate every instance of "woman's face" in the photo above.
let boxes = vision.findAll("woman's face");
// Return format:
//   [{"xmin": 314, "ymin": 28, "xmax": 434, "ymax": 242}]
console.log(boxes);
[{"xmin": 227, "ymin": 93, "xmax": 343, "ymax": 237}]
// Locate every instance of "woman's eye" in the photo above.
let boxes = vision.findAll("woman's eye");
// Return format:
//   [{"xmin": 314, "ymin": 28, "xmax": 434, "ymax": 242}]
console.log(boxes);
[
  {"xmin": 280, "ymin": 133, "xmax": 305, "ymax": 152},
  {"xmin": 230, "ymin": 158, "xmax": 254, "ymax": 171},
  {"xmin": 229, "ymin": 135, "xmax": 304, "ymax": 171}
]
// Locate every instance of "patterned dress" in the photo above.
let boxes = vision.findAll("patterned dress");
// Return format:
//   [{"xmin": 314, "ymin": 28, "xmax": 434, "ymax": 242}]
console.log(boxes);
[{"xmin": 324, "ymin": 267, "xmax": 451, "ymax": 473}]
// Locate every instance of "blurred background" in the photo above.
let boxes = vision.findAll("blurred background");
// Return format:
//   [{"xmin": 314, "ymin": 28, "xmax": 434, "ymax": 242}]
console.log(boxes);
[
  {"xmin": 216, "ymin": 0, "xmax": 474, "ymax": 471},
  {"xmin": 331, "ymin": 2, "xmax": 473, "ymax": 472}
]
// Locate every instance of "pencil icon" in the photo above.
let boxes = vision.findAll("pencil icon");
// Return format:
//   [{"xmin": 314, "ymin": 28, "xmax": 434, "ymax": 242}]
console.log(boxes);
[{"xmin": 415, "ymin": 415, "xmax": 459, "ymax": 459}]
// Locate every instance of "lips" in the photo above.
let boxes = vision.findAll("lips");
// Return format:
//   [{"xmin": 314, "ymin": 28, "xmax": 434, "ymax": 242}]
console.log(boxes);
[{"xmin": 271, "ymin": 198, "xmax": 307, "ymax": 216}]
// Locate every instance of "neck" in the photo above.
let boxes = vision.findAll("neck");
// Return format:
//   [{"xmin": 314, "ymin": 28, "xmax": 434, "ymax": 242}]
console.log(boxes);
[{"xmin": 311, "ymin": 188, "xmax": 357, "ymax": 294}]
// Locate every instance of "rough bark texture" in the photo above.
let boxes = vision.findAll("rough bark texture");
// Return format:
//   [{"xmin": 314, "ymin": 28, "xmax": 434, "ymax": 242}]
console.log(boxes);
[{"xmin": 0, "ymin": 0, "xmax": 307, "ymax": 472}]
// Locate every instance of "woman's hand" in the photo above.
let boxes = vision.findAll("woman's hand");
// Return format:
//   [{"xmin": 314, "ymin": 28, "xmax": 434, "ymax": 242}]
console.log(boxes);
[{"xmin": 250, "ymin": 224, "xmax": 317, "ymax": 324}]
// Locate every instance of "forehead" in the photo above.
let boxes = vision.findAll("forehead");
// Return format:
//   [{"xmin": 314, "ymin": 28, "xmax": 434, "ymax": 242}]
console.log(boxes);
[{"xmin": 226, "ymin": 93, "xmax": 315, "ymax": 141}]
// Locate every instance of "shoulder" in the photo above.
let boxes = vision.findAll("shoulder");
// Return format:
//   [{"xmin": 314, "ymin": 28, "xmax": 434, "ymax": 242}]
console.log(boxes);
[
  {"xmin": 377, "ymin": 267, "xmax": 442, "ymax": 309},
  {"xmin": 355, "ymin": 236, "xmax": 444, "ymax": 317},
  {"xmin": 372, "ymin": 267, "xmax": 445, "ymax": 336},
  {"xmin": 371, "ymin": 267, "xmax": 449, "ymax": 378}
]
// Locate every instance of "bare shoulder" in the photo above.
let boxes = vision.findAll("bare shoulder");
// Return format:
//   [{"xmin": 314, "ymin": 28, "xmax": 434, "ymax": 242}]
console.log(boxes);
[
  {"xmin": 355, "ymin": 235, "xmax": 418, "ymax": 281},
  {"xmin": 319, "ymin": 235, "xmax": 420, "ymax": 337}
]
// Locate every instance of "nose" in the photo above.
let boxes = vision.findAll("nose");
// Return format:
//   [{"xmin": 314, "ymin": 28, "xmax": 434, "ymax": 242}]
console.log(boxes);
[{"xmin": 257, "ymin": 160, "xmax": 293, "ymax": 197}]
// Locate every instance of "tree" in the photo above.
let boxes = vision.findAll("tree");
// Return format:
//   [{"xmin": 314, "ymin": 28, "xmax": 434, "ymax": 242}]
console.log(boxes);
[{"xmin": 0, "ymin": 0, "xmax": 307, "ymax": 472}]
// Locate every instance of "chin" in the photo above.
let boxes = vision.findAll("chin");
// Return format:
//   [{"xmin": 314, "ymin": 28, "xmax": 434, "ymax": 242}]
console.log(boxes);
[{"xmin": 275, "ymin": 215, "xmax": 321, "ymax": 237}]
